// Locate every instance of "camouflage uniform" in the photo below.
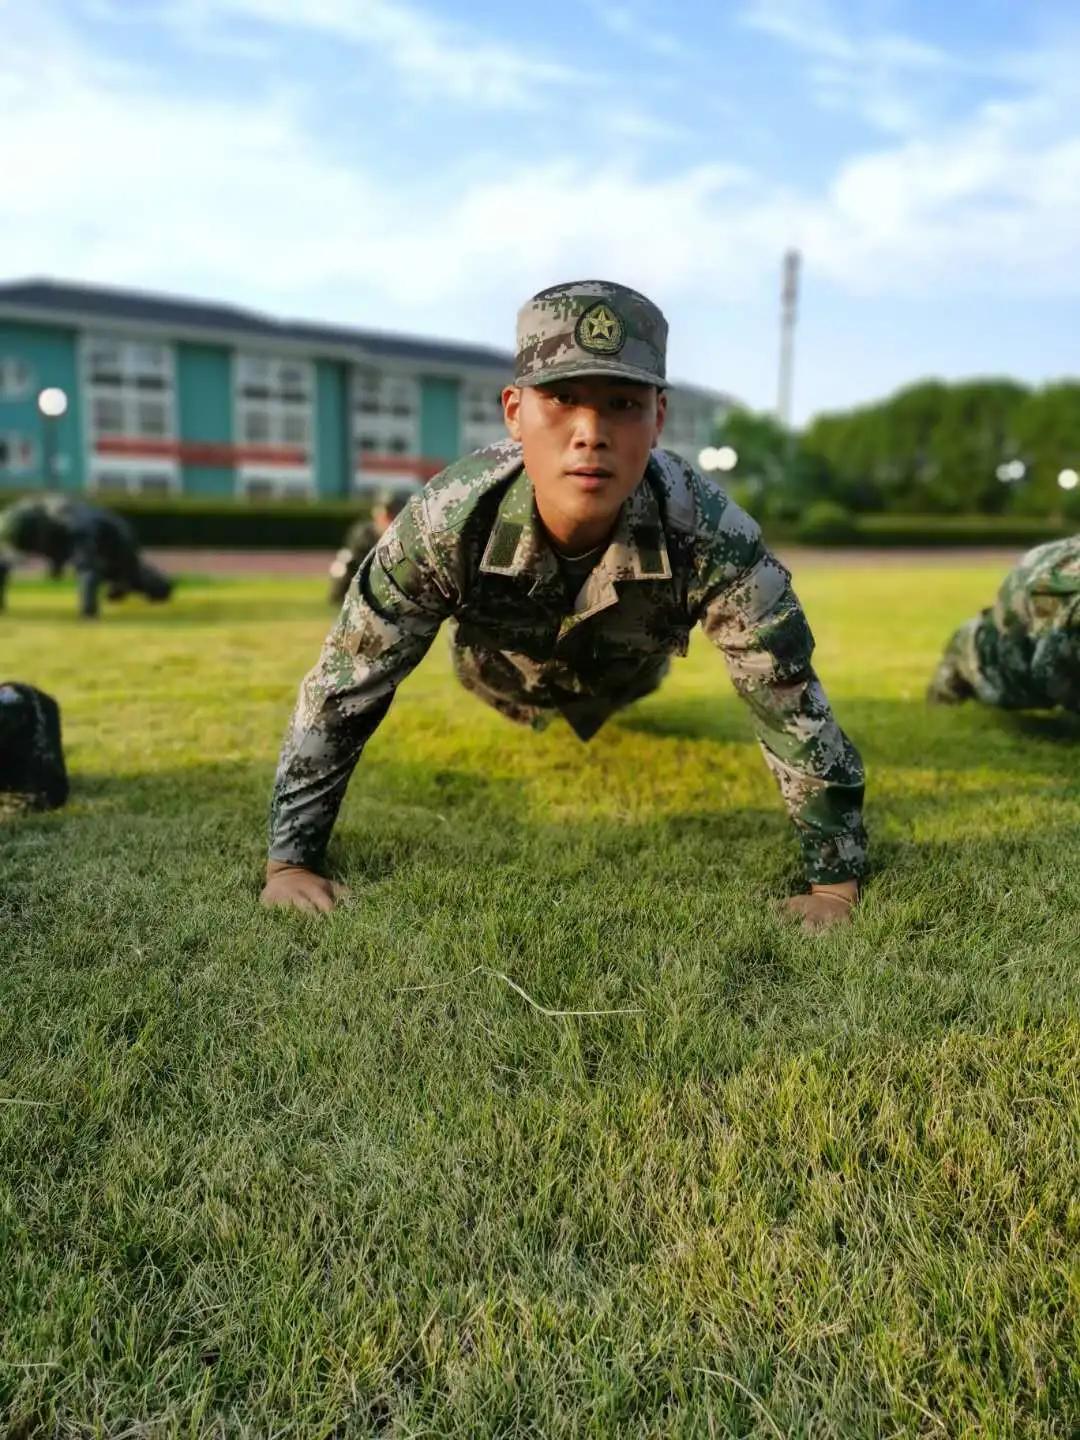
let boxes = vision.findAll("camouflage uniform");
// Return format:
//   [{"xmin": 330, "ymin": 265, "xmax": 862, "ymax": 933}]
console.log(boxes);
[
  {"xmin": 269, "ymin": 281, "xmax": 868, "ymax": 885},
  {"xmin": 0, "ymin": 682, "xmax": 68, "ymax": 812},
  {"xmin": 0, "ymin": 494, "xmax": 172, "ymax": 617},
  {"xmin": 928, "ymin": 537, "xmax": 1080, "ymax": 711}
]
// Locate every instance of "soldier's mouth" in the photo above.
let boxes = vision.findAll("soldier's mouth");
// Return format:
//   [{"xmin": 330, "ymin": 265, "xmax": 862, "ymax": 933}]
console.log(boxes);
[
  {"xmin": 567, "ymin": 466, "xmax": 614, "ymax": 479},
  {"xmin": 566, "ymin": 467, "xmax": 614, "ymax": 492}
]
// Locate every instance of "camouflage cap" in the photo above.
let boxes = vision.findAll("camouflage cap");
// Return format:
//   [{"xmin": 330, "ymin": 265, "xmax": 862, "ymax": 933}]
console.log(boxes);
[{"xmin": 514, "ymin": 280, "xmax": 668, "ymax": 389}]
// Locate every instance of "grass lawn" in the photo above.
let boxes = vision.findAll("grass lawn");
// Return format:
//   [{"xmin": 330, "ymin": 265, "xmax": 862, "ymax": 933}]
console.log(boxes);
[{"xmin": 2, "ymin": 559, "xmax": 1078, "ymax": 1437}]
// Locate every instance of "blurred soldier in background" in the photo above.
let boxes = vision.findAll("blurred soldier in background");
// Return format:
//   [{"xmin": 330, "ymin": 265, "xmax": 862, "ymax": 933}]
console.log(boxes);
[
  {"xmin": 927, "ymin": 536, "xmax": 1080, "ymax": 711},
  {"xmin": 0, "ymin": 494, "xmax": 173, "ymax": 618},
  {"xmin": 327, "ymin": 489, "xmax": 412, "ymax": 605},
  {"xmin": 0, "ymin": 682, "xmax": 68, "ymax": 813}
]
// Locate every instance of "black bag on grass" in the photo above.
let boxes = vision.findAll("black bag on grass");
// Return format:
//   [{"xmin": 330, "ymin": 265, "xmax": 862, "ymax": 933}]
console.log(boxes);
[{"xmin": 0, "ymin": 682, "xmax": 69, "ymax": 810}]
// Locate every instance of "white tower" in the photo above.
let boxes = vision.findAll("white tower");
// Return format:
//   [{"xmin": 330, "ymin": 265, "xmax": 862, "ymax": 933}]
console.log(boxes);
[{"xmin": 777, "ymin": 249, "xmax": 800, "ymax": 429}]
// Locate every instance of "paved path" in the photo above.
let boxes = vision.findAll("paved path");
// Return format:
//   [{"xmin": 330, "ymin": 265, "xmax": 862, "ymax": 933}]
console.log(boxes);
[{"xmin": 146, "ymin": 548, "xmax": 330, "ymax": 575}]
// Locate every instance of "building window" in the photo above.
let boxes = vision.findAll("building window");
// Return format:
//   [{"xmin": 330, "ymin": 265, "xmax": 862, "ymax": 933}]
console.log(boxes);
[
  {"xmin": 351, "ymin": 367, "xmax": 420, "ymax": 487},
  {"xmin": 87, "ymin": 464, "xmax": 179, "ymax": 497},
  {"xmin": 662, "ymin": 393, "xmax": 718, "ymax": 462},
  {"xmin": 91, "ymin": 395, "xmax": 124, "ymax": 435},
  {"xmin": 460, "ymin": 379, "xmax": 506, "ymax": 454},
  {"xmin": 236, "ymin": 353, "xmax": 313, "ymax": 450},
  {"xmin": 234, "ymin": 352, "xmax": 315, "ymax": 497},
  {"xmin": 0, "ymin": 432, "xmax": 36, "ymax": 474},
  {"xmin": 86, "ymin": 336, "xmax": 171, "ymax": 409},
  {"xmin": 237, "ymin": 473, "xmax": 315, "ymax": 502},
  {"xmin": 84, "ymin": 332, "xmax": 179, "ymax": 491},
  {"xmin": 0, "ymin": 358, "xmax": 34, "ymax": 400}
]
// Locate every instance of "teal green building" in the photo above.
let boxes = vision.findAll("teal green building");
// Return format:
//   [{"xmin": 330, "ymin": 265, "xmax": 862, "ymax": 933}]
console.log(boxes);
[{"xmin": 0, "ymin": 280, "xmax": 730, "ymax": 501}]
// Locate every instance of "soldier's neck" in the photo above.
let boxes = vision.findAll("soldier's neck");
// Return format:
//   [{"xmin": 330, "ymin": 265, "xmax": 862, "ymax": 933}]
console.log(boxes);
[{"xmin": 533, "ymin": 496, "xmax": 619, "ymax": 556}]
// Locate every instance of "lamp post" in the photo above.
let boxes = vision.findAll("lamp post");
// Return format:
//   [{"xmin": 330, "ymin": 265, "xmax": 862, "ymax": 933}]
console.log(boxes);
[
  {"xmin": 697, "ymin": 446, "xmax": 739, "ymax": 474},
  {"xmin": 37, "ymin": 386, "xmax": 68, "ymax": 489}
]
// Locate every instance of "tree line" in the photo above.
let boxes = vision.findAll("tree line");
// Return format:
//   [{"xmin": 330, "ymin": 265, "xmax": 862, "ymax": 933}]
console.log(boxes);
[{"xmin": 711, "ymin": 378, "xmax": 1080, "ymax": 523}]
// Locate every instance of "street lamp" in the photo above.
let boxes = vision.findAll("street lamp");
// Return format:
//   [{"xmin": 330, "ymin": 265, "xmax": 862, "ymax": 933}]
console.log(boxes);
[
  {"xmin": 714, "ymin": 445, "xmax": 738, "ymax": 472},
  {"xmin": 697, "ymin": 445, "xmax": 739, "ymax": 474},
  {"xmin": 37, "ymin": 386, "xmax": 68, "ymax": 488}
]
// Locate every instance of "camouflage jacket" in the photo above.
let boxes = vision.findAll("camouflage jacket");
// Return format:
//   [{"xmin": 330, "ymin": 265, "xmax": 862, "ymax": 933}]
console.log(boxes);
[
  {"xmin": 965, "ymin": 537, "xmax": 1080, "ymax": 710},
  {"xmin": 270, "ymin": 443, "xmax": 868, "ymax": 883}
]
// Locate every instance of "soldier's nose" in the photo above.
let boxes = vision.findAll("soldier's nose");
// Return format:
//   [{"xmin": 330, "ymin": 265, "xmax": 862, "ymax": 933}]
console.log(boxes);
[{"xmin": 572, "ymin": 408, "xmax": 608, "ymax": 446}]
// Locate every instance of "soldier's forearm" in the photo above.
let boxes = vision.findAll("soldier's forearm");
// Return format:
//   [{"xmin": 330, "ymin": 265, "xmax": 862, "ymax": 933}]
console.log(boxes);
[
  {"xmin": 741, "ymin": 675, "xmax": 868, "ymax": 885},
  {"xmin": 780, "ymin": 758, "xmax": 867, "ymax": 884},
  {"xmin": 267, "ymin": 690, "xmax": 396, "ymax": 865}
]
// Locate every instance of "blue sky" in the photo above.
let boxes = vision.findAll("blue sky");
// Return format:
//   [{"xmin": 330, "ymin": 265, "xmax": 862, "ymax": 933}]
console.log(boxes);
[{"xmin": 2, "ymin": 0, "xmax": 1078, "ymax": 421}]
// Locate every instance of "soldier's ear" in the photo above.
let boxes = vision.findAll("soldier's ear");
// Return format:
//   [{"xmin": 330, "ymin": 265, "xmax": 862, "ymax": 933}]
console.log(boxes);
[
  {"xmin": 653, "ymin": 388, "xmax": 667, "ymax": 444},
  {"xmin": 502, "ymin": 386, "xmax": 523, "ymax": 441}
]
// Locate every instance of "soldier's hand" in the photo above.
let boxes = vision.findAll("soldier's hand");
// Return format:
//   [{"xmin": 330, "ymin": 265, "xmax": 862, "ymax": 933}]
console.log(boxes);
[
  {"xmin": 781, "ymin": 879, "xmax": 859, "ymax": 931},
  {"xmin": 260, "ymin": 860, "xmax": 350, "ymax": 913}
]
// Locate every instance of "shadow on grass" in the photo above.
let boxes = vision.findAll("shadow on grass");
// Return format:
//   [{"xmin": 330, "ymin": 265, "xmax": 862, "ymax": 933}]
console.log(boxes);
[
  {"xmin": 10, "ymin": 738, "xmax": 1075, "ymax": 893},
  {"xmin": 618, "ymin": 692, "xmax": 1080, "ymax": 776},
  {"xmin": 0, "ymin": 601, "xmax": 328, "ymax": 628}
]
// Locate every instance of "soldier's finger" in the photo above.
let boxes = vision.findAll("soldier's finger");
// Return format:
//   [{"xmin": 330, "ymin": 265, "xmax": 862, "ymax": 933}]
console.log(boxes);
[
  {"xmin": 328, "ymin": 881, "xmax": 351, "ymax": 903},
  {"xmin": 288, "ymin": 891, "xmax": 324, "ymax": 914},
  {"xmin": 300, "ymin": 883, "xmax": 337, "ymax": 914},
  {"xmin": 259, "ymin": 886, "xmax": 293, "ymax": 909}
]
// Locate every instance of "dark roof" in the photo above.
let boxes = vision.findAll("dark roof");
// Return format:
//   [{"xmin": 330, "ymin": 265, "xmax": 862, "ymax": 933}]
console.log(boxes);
[
  {"xmin": 284, "ymin": 319, "xmax": 512, "ymax": 370},
  {"xmin": 0, "ymin": 278, "xmax": 514, "ymax": 372}
]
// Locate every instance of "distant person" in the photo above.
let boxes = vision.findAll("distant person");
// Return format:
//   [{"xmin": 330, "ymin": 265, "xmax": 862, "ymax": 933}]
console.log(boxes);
[
  {"xmin": 0, "ymin": 494, "xmax": 173, "ymax": 619},
  {"xmin": 327, "ymin": 489, "xmax": 412, "ymax": 606},
  {"xmin": 0, "ymin": 682, "xmax": 68, "ymax": 812},
  {"xmin": 261, "ymin": 280, "xmax": 868, "ymax": 929},
  {"xmin": 927, "ymin": 537, "xmax": 1080, "ymax": 712}
]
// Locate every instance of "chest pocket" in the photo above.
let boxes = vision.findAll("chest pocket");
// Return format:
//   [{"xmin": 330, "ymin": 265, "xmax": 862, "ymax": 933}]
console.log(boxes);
[
  {"xmin": 454, "ymin": 602, "xmax": 560, "ymax": 660},
  {"xmin": 595, "ymin": 590, "xmax": 690, "ymax": 659}
]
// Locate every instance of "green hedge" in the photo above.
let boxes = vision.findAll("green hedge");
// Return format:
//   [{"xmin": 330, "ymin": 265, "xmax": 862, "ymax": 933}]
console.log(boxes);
[
  {"xmin": 850, "ymin": 514, "xmax": 1073, "ymax": 547},
  {"xmin": 119, "ymin": 501, "xmax": 1074, "ymax": 550},
  {"xmin": 109, "ymin": 497, "xmax": 368, "ymax": 549},
  {"xmin": 763, "ymin": 512, "xmax": 1075, "ymax": 549},
  {"xmin": 1, "ymin": 487, "xmax": 1073, "ymax": 550}
]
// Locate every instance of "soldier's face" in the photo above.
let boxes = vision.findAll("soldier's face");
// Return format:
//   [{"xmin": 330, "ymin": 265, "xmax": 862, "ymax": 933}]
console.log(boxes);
[{"xmin": 502, "ymin": 378, "xmax": 666, "ymax": 529}]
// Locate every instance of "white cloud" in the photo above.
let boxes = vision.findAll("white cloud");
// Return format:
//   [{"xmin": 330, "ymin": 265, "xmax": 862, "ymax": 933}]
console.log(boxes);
[
  {"xmin": 588, "ymin": 1, "xmax": 693, "ymax": 61},
  {"xmin": 801, "ymin": 86, "xmax": 1080, "ymax": 294},
  {"xmin": 1, "ymin": 0, "xmax": 1078, "ymax": 422},
  {"xmin": 591, "ymin": 105, "xmax": 697, "ymax": 145},
  {"xmin": 739, "ymin": 0, "xmax": 975, "ymax": 134},
  {"xmin": 144, "ymin": 0, "xmax": 587, "ymax": 109}
]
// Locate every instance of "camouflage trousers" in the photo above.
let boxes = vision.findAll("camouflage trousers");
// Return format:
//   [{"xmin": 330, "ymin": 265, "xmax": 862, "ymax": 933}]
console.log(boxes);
[{"xmin": 448, "ymin": 627, "xmax": 670, "ymax": 741}]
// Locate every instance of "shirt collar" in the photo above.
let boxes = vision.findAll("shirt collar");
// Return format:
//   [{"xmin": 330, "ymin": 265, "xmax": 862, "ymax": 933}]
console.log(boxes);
[{"xmin": 479, "ymin": 459, "xmax": 672, "ymax": 587}]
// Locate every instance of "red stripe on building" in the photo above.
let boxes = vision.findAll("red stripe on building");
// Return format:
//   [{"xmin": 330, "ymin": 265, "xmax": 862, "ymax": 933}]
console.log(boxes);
[
  {"xmin": 95, "ymin": 438, "xmax": 308, "ymax": 466},
  {"xmin": 354, "ymin": 454, "xmax": 447, "ymax": 480}
]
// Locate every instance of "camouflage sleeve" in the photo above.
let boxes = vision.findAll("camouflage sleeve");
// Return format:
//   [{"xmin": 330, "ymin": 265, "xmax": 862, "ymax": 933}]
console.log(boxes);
[
  {"xmin": 268, "ymin": 497, "xmax": 455, "ymax": 867},
  {"xmin": 691, "ymin": 511, "xmax": 868, "ymax": 885}
]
